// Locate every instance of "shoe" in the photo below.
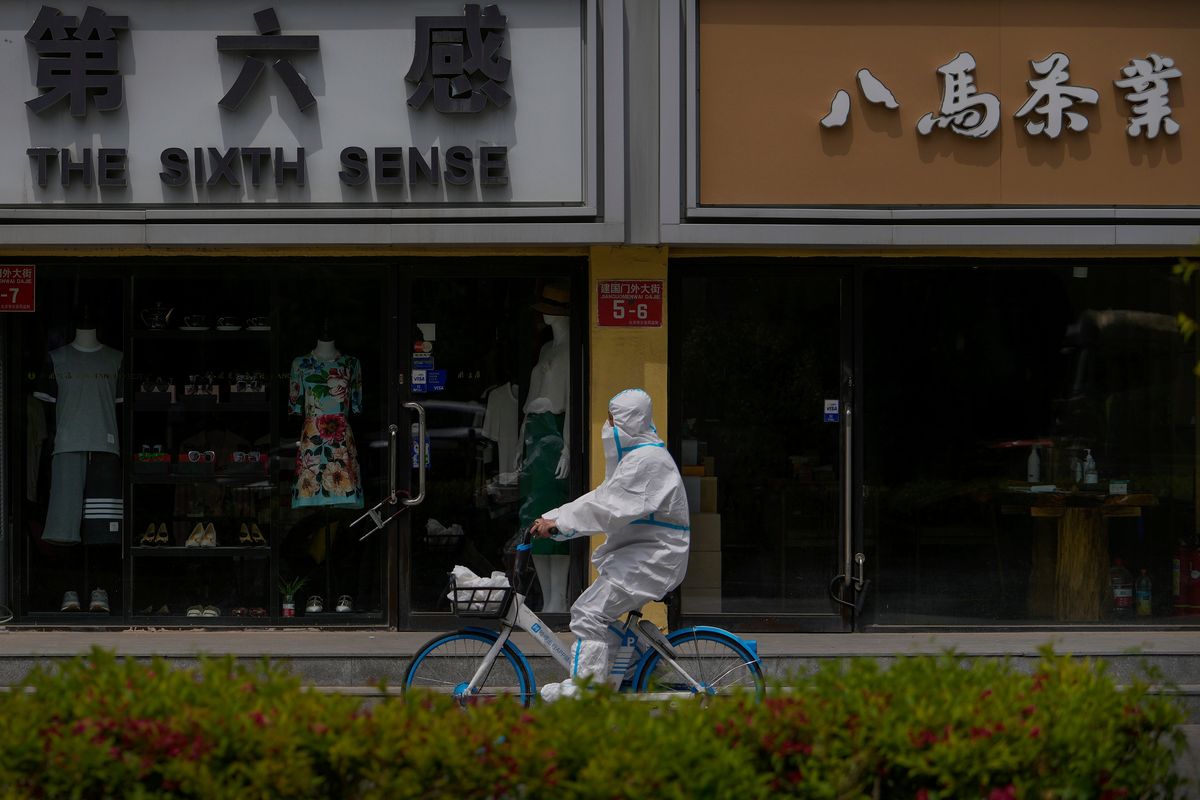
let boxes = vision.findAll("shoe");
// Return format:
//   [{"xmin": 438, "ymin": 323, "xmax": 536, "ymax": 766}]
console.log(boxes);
[
  {"xmin": 185, "ymin": 523, "xmax": 204, "ymax": 547},
  {"xmin": 155, "ymin": 522, "xmax": 170, "ymax": 545},
  {"xmin": 186, "ymin": 605, "xmax": 203, "ymax": 617},
  {"xmin": 139, "ymin": 523, "xmax": 157, "ymax": 546},
  {"xmin": 247, "ymin": 607, "xmax": 267, "ymax": 618},
  {"xmin": 156, "ymin": 604, "xmax": 171, "ymax": 615},
  {"xmin": 238, "ymin": 523, "xmax": 252, "ymax": 545},
  {"xmin": 335, "ymin": 595, "xmax": 353, "ymax": 613},
  {"xmin": 89, "ymin": 588, "xmax": 110, "ymax": 613},
  {"xmin": 202, "ymin": 522, "xmax": 217, "ymax": 547},
  {"xmin": 305, "ymin": 595, "xmax": 324, "ymax": 613},
  {"xmin": 60, "ymin": 590, "xmax": 81, "ymax": 611},
  {"xmin": 231, "ymin": 607, "xmax": 247, "ymax": 617},
  {"xmin": 201, "ymin": 605, "xmax": 219, "ymax": 617},
  {"xmin": 249, "ymin": 523, "xmax": 267, "ymax": 546}
]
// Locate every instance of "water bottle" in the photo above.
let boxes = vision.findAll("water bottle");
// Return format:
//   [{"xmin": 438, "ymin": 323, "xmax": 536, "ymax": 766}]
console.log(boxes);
[
  {"xmin": 1110, "ymin": 559, "xmax": 1133, "ymax": 618},
  {"xmin": 1135, "ymin": 569, "xmax": 1152, "ymax": 617},
  {"xmin": 1026, "ymin": 445, "xmax": 1041, "ymax": 483}
]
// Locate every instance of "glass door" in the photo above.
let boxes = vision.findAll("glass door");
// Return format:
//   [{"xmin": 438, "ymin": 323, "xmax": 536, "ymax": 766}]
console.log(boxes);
[
  {"xmin": 670, "ymin": 263, "xmax": 858, "ymax": 632},
  {"xmin": 393, "ymin": 260, "xmax": 587, "ymax": 629}
]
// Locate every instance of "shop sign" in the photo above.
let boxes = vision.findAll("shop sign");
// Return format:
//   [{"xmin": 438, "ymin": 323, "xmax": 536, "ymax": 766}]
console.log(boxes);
[
  {"xmin": 0, "ymin": 266, "xmax": 36, "ymax": 312},
  {"xmin": 3, "ymin": 0, "xmax": 587, "ymax": 206},
  {"xmin": 696, "ymin": 0, "xmax": 1198, "ymax": 207},
  {"xmin": 597, "ymin": 280, "xmax": 663, "ymax": 328}
]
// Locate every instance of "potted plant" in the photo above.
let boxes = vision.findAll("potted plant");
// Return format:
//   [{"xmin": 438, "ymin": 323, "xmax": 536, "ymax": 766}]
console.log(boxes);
[{"xmin": 278, "ymin": 576, "xmax": 308, "ymax": 618}]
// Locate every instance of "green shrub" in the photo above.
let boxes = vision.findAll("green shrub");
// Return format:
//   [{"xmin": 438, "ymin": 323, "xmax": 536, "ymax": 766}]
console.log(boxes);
[{"xmin": 0, "ymin": 646, "xmax": 1185, "ymax": 799}]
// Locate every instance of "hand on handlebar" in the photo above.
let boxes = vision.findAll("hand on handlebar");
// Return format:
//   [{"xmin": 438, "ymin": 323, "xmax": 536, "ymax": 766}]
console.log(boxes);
[{"xmin": 529, "ymin": 517, "xmax": 557, "ymax": 539}]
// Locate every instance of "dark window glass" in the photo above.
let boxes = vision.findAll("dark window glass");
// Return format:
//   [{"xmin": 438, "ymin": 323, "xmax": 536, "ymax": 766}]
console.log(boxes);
[{"xmin": 864, "ymin": 263, "xmax": 1197, "ymax": 624}]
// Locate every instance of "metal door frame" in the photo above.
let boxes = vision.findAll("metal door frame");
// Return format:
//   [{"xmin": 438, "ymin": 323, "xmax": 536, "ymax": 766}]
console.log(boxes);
[{"xmin": 667, "ymin": 259, "xmax": 863, "ymax": 633}]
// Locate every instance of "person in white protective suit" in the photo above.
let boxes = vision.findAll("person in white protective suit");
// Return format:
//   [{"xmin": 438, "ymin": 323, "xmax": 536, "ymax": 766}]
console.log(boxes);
[{"xmin": 529, "ymin": 388, "xmax": 689, "ymax": 701}]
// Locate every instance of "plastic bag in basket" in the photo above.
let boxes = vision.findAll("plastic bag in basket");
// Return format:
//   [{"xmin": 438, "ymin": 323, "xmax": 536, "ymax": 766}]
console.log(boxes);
[{"xmin": 447, "ymin": 565, "xmax": 510, "ymax": 613}]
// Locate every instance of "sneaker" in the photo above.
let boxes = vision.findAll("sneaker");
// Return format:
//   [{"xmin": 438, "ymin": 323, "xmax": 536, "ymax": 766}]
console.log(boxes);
[
  {"xmin": 186, "ymin": 605, "xmax": 203, "ymax": 617},
  {"xmin": 60, "ymin": 590, "xmax": 81, "ymax": 611},
  {"xmin": 89, "ymin": 588, "xmax": 110, "ymax": 613},
  {"xmin": 305, "ymin": 595, "xmax": 324, "ymax": 613},
  {"xmin": 335, "ymin": 594, "xmax": 353, "ymax": 613},
  {"xmin": 201, "ymin": 605, "xmax": 220, "ymax": 617}
]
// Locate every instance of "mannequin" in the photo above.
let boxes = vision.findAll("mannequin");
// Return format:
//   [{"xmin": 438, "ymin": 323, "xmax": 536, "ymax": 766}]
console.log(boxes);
[
  {"xmin": 518, "ymin": 286, "xmax": 572, "ymax": 613},
  {"xmin": 35, "ymin": 305, "xmax": 124, "ymax": 611},
  {"xmin": 289, "ymin": 317, "xmax": 364, "ymax": 510}
]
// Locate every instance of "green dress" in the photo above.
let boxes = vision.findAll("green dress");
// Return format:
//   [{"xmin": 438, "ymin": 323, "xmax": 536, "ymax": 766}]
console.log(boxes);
[{"xmin": 519, "ymin": 411, "xmax": 570, "ymax": 555}]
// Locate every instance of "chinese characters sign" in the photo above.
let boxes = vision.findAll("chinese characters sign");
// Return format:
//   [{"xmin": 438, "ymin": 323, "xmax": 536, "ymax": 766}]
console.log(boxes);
[
  {"xmin": 698, "ymin": 0, "xmax": 1197, "ymax": 207},
  {"xmin": 2, "ymin": 0, "xmax": 586, "ymax": 206},
  {"xmin": 0, "ymin": 266, "xmax": 36, "ymax": 312},
  {"xmin": 597, "ymin": 280, "xmax": 663, "ymax": 328},
  {"xmin": 821, "ymin": 50, "xmax": 1175, "ymax": 142}
]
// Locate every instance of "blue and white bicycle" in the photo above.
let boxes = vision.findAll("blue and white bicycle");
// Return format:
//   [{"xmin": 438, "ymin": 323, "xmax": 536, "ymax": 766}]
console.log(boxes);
[{"xmin": 404, "ymin": 530, "xmax": 765, "ymax": 705}]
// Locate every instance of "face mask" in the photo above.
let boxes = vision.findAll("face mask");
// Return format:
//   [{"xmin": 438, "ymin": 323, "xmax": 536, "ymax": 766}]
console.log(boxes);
[{"xmin": 600, "ymin": 420, "xmax": 620, "ymax": 477}]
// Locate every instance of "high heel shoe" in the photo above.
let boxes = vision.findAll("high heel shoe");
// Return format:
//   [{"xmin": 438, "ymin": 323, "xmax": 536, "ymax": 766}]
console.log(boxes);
[
  {"xmin": 249, "ymin": 523, "xmax": 267, "ymax": 546},
  {"xmin": 185, "ymin": 523, "xmax": 205, "ymax": 547},
  {"xmin": 139, "ymin": 523, "xmax": 157, "ymax": 547},
  {"xmin": 238, "ymin": 523, "xmax": 252, "ymax": 545},
  {"xmin": 155, "ymin": 522, "xmax": 170, "ymax": 545},
  {"xmin": 202, "ymin": 522, "xmax": 217, "ymax": 547}
]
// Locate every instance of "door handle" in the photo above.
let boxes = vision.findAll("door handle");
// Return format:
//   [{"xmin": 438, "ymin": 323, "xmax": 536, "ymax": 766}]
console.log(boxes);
[
  {"xmin": 386, "ymin": 424, "xmax": 398, "ymax": 504},
  {"xmin": 403, "ymin": 401, "xmax": 426, "ymax": 507}
]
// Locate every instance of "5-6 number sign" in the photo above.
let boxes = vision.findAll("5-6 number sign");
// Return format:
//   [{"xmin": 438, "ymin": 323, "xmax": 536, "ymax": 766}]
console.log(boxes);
[
  {"xmin": 597, "ymin": 280, "xmax": 663, "ymax": 328},
  {"xmin": 0, "ymin": 265, "xmax": 35, "ymax": 312}
]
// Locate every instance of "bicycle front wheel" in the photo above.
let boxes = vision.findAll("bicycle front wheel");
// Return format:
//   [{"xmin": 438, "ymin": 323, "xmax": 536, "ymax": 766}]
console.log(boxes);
[
  {"xmin": 405, "ymin": 630, "xmax": 534, "ymax": 706},
  {"xmin": 634, "ymin": 628, "xmax": 764, "ymax": 698}
]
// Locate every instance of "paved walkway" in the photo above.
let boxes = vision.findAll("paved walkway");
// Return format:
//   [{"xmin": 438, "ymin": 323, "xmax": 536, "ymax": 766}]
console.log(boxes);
[{"xmin": 1, "ymin": 628, "xmax": 1197, "ymax": 658}]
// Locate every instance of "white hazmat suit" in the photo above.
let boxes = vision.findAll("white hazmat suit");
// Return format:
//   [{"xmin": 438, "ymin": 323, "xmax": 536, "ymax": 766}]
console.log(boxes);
[{"xmin": 538, "ymin": 389, "xmax": 689, "ymax": 701}]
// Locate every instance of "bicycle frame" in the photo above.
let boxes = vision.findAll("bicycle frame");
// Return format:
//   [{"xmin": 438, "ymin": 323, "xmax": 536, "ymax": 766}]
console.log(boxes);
[{"xmin": 464, "ymin": 588, "xmax": 707, "ymax": 696}]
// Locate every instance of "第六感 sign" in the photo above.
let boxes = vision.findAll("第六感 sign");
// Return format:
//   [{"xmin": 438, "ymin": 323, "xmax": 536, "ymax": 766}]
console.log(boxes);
[
  {"xmin": 0, "ymin": 266, "xmax": 35, "ymax": 312},
  {"xmin": 597, "ymin": 280, "xmax": 663, "ymax": 327}
]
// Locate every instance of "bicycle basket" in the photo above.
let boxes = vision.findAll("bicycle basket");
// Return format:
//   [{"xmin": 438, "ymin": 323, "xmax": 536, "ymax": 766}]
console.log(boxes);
[{"xmin": 449, "ymin": 579, "xmax": 514, "ymax": 618}]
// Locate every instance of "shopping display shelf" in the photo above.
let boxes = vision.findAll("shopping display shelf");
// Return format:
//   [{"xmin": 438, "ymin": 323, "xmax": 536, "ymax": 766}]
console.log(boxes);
[{"xmin": 130, "ymin": 546, "xmax": 271, "ymax": 558}]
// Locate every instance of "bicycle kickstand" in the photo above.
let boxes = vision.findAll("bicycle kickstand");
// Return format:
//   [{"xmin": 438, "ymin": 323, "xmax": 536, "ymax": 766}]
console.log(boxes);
[{"xmin": 351, "ymin": 493, "xmax": 408, "ymax": 541}]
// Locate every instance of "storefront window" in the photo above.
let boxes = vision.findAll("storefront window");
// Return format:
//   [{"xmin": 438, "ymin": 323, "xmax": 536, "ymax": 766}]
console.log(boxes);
[
  {"xmin": 864, "ymin": 262, "xmax": 1197, "ymax": 625},
  {"xmin": 673, "ymin": 268, "xmax": 845, "ymax": 619},
  {"xmin": 407, "ymin": 270, "xmax": 586, "ymax": 617},
  {"xmin": 12, "ymin": 261, "xmax": 389, "ymax": 623}
]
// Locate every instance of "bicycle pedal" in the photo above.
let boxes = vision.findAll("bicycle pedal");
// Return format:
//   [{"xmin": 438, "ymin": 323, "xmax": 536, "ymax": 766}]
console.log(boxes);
[{"xmin": 636, "ymin": 619, "xmax": 678, "ymax": 659}]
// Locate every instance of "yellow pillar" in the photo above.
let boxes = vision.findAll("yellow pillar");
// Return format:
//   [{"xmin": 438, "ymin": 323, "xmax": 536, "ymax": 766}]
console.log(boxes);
[{"xmin": 586, "ymin": 245, "xmax": 670, "ymax": 628}]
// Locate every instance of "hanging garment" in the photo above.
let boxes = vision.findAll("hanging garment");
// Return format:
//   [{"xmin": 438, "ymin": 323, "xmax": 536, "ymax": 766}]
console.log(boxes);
[
  {"xmin": 35, "ymin": 343, "xmax": 123, "ymax": 455},
  {"xmin": 43, "ymin": 452, "xmax": 123, "ymax": 545},
  {"xmin": 519, "ymin": 410, "xmax": 569, "ymax": 556},
  {"xmin": 481, "ymin": 382, "xmax": 519, "ymax": 474},
  {"xmin": 290, "ymin": 352, "xmax": 364, "ymax": 509}
]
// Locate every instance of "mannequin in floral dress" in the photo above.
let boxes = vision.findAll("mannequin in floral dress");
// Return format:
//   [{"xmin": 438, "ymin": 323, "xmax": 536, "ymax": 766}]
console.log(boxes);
[{"xmin": 289, "ymin": 330, "xmax": 364, "ymax": 510}]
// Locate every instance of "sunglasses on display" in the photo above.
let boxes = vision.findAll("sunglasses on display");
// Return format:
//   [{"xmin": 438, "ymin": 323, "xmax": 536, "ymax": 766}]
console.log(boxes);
[
  {"xmin": 185, "ymin": 450, "xmax": 216, "ymax": 463},
  {"xmin": 140, "ymin": 444, "xmax": 164, "ymax": 454},
  {"xmin": 232, "ymin": 450, "xmax": 262, "ymax": 462}
]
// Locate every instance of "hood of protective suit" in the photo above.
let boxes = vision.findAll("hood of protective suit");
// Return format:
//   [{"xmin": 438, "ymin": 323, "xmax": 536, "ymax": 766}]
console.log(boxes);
[{"xmin": 607, "ymin": 389, "xmax": 662, "ymax": 462}]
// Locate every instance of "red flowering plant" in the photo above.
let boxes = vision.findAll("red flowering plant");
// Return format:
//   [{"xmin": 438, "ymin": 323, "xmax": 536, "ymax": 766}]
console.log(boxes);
[{"xmin": 0, "ymin": 646, "xmax": 1185, "ymax": 799}]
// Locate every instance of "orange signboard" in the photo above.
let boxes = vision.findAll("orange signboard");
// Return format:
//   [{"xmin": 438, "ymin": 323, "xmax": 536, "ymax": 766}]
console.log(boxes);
[{"xmin": 698, "ymin": 0, "xmax": 1198, "ymax": 207}]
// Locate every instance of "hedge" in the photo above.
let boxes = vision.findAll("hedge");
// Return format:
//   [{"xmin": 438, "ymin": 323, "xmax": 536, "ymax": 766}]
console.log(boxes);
[{"xmin": 0, "ymin": 646, "xmax": 1186, "ymax": 799}]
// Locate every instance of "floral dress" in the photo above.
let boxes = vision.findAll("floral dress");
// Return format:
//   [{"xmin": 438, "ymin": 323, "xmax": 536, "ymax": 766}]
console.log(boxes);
[{"xmin": 289, "ymin": 352, "xmax": 364, "ymax": 509}]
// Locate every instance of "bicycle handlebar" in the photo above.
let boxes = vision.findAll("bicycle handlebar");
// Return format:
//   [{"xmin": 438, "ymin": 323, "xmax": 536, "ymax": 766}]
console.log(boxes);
[{"xmin": 511, "ymin": 526, "xmax": 560, "ymax": 595}]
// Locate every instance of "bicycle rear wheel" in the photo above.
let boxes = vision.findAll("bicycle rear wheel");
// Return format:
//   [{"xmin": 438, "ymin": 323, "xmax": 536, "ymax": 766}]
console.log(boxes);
[
  {"xmin": 634, "ymin": 627, "xmax": 764, "ymax": 698},
  {"xmin": 405, "ymin": 629, "xmax": 535, "ymax": 706}
]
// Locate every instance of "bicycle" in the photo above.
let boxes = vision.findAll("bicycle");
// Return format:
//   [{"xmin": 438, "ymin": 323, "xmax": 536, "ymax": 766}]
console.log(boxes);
[{"xmin": 404, "ymin": 529, "xmax": 765, "ymax": 705}]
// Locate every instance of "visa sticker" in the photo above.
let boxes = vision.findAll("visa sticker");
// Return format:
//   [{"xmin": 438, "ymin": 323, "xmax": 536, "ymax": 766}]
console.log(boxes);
[{"xmin": 824, "ymin": 399, "xmax": 840, "ymax": 423}]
